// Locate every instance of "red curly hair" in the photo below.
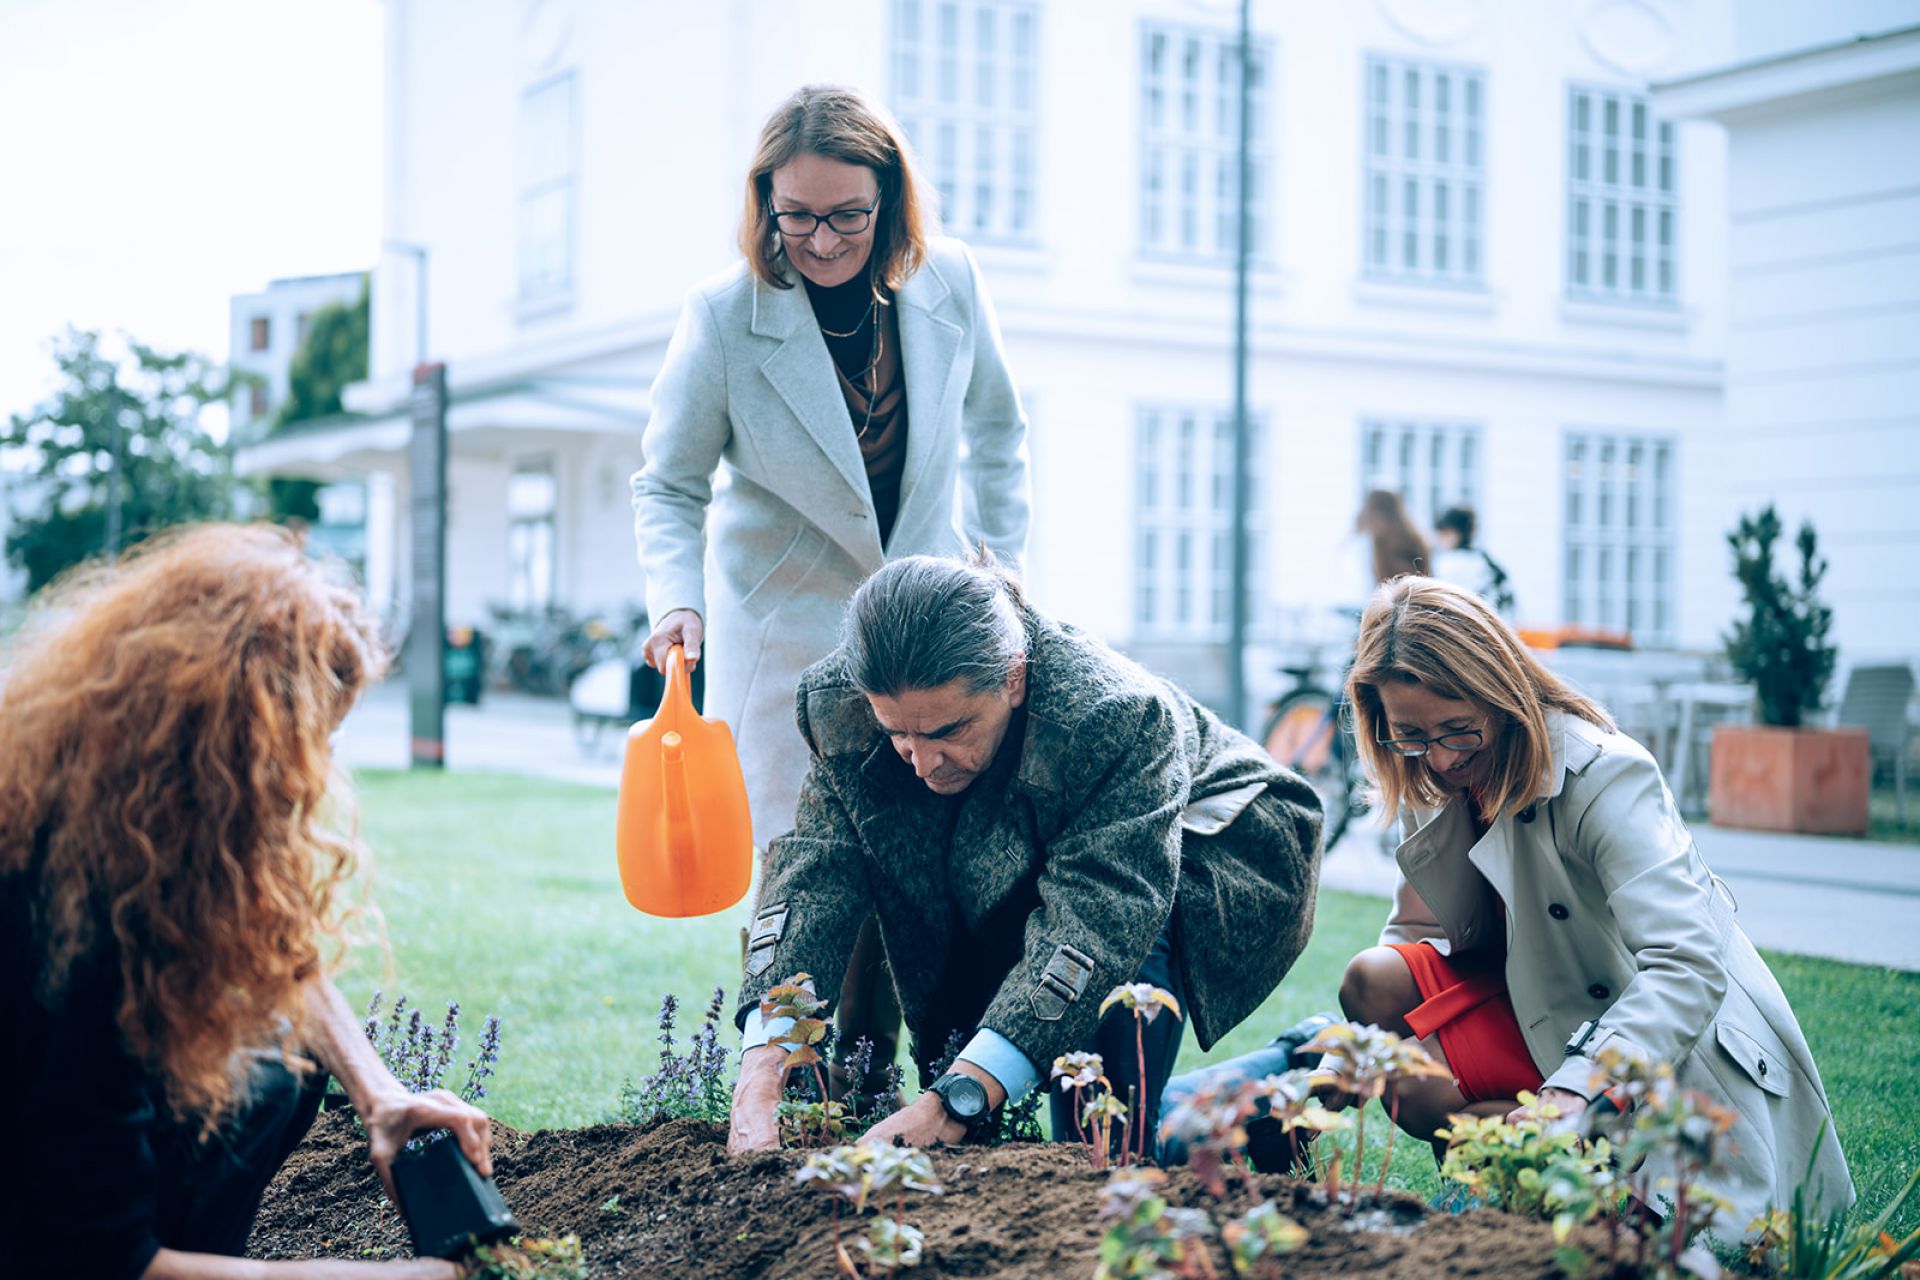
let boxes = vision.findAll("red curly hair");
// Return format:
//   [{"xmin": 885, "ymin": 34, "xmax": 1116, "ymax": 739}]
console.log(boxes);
[{"xmin": 0, "ymin": 523, "xmax": 385, "ymax": 1123}]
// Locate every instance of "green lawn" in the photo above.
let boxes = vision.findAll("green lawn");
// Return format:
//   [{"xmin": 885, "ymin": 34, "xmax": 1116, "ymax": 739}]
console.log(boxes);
[{"xmin": 343, "ymin": 770, "xmax": 1918, "ymax": 1232}]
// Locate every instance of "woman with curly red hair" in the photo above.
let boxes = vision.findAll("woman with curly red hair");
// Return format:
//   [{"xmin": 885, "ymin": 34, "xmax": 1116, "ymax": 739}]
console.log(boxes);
[{"xmin": 0, "ymin": 524, "xmax": 491, "ymax": 1279}]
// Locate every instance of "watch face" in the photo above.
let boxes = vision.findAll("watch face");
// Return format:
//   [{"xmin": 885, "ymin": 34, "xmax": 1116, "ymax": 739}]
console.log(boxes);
[{"xmin": 940, "ymin": 1074, "xmax": 987, "ymax": 1119}]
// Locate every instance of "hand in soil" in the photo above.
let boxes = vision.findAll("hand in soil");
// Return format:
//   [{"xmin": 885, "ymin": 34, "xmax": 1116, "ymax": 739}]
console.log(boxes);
[
  {"xmin": 728, "ymin": 1046, "xmax": 785, "ymax": 1153},
  {"xmin": 857, "ymin": 1093, "xmax": 967, "ymax": 1149},
  {"xmin": 364, "ymin": 1085, "xmax": 494, "ymax": 1203}
]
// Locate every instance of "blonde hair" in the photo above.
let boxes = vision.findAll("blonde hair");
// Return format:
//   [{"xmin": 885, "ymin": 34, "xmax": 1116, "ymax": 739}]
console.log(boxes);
[
  {"xmin": 1345, "ymin": 576, "xmax": 1613, "ymax": 821},
  {"xmin": 739, "ymin": 84, "xmax": 934, "ymax": 292},
  {"xmin": 0, "ymin": 523, "xmax": 384, "ymax": 1124}
]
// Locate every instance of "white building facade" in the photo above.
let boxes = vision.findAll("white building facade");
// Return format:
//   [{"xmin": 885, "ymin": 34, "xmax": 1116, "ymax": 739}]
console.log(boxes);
[
  {"xmin": 1656, "ymin": 4, "xmax": 1920, "ymax": 667},
  {"xmin": 240, "ymin": 0, "xmax": 1764, "ymax": 715}
]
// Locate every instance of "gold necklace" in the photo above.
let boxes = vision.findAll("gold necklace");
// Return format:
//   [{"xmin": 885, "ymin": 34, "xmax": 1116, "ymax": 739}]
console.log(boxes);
[{"xmin": 819, "ymin": 299, "xmax": 876, "ymax": 340}]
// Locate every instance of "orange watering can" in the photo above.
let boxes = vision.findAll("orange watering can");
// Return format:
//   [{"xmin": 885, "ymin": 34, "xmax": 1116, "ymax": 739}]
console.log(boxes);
[{"xmin": 615, "ymin": 645, "xmax": 754, "ymax": 917}]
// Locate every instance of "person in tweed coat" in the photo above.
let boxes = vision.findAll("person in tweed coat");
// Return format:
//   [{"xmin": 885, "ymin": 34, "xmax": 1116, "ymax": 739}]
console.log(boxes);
[{"xmin": 727, "ymin": 556, "xmax": 1323, "ymax": 1153}]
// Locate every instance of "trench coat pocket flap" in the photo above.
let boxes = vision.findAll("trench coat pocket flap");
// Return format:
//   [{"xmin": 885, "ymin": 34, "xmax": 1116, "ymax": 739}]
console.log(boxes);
[
  {"xmin": 1179, "ymin": 782, "xmax": 1269, "ymax": 836},
  {"xmin": 1715, "ymin": 1023, "xmax": 1791, "ymax": 1099}
]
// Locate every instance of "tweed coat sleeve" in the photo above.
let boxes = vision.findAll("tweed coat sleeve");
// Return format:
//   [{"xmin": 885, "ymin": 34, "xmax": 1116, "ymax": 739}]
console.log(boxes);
[
  {"xmin": 1541, "ymin": 748, "xmax": 1729, "ymax": 1096},
  {"xmin": 952, "ymin": 244, "xmax": 1031, "ymax": 567},
  {"xmin": 732, "ymin": 703, "xmax": 875, "ymax": 1032},
  {"xmin": 976, "ymin": 694, "xmax": 1188, "ymax": 1071},
  {"xmin": 632, "ymin": 286, "xmax": 729, "ymax": 627}
]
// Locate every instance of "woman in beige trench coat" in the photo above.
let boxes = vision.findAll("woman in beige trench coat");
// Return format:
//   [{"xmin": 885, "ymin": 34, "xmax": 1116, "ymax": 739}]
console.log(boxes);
[{"xmin": 1337, "ymin": 577, "xmax": 1853, "ymax": 1233}]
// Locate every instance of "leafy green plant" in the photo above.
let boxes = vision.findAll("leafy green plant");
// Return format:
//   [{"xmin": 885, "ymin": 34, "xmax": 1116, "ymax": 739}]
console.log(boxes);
[
  {"xmin": 462, "ymin": 1234, "xmax": 589, "ymax": 1279},
  {"xmin": 1745, "ymin": 1122, "xmax": 1920, "ymax": 1279},
  {"xmin": 1095, "ymin": 1167, "xmax": 1218, "ymax": 1280},
  {"xmin": 1723, "ymin": 504, "xmax": 1837, "ymax": 727},
  {"xmin": 1302, "ymin": 1020, "xmax": 1450, "ymax": 1200},
  {"xmin": 1221, "ymin": 1201, "xmax": 1308, "ymax": 1279},
  {"xmin": 1100, "ymin": 982, "xmax": 1184, "ymax": 1165},
  {"xmin": 1439, "ymin": 1096, "xmax": 1618, "ymax": 1251},
  {"xmin": 616, "ymin": 987, "xmax": 733, "ymax": 1124},
  {"xmin": 794, "ymin": 1144, "xmax": 943, "ymax": 1277}
]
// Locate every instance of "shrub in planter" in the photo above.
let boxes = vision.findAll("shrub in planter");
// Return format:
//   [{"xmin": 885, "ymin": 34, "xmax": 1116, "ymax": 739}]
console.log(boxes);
[{"xmin": 1713, "ymin": 505, "xmax": 1869, "ymax": 834}]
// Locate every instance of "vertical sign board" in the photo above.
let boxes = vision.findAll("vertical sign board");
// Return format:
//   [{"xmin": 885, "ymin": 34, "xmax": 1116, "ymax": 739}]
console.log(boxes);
[{"xmin": 407, "ymin": 362, "xmax": 449, "ymax": 768}]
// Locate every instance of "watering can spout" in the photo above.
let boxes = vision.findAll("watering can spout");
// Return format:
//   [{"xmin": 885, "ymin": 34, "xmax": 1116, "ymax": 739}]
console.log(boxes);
[{"xmin": 615, "ymin": 646, "xmax": 753, "ymax": 917}]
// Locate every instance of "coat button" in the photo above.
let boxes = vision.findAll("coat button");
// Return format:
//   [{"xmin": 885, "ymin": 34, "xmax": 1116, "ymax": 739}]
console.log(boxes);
[
  {"xmin": 1588, "ymin": 983, "xmax": 1610, "ymax": 1000},
  {"xmin": 1758, "ymin": 1058, "xmax": 1768, "ymax": 1077},
  {"xmin": 1518, "ymin": 805, "xmax": 1537, "ymax": 823},
  {"xmin": 1548, "ymin": 903, "xmax": 1570, "ymax": 920}
]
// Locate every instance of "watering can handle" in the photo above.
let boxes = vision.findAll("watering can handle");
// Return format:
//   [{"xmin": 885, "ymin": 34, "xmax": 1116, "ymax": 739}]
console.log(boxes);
[{"xmin": 663, "ymin": 644, "xmax": 691, "ymax": 714}]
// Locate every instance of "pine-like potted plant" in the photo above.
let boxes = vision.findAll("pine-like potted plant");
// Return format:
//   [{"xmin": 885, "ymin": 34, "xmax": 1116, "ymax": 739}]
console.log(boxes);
[{"xmin": 1709, "ymin": 505, "xmax": 1868, "ymax": 834}]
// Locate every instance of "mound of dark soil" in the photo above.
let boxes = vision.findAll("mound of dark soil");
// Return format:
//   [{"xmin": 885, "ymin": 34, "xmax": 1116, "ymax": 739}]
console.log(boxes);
[{"xmin": 252, "ymin": 1112, "xmax": 1638, "ymax": 1277}]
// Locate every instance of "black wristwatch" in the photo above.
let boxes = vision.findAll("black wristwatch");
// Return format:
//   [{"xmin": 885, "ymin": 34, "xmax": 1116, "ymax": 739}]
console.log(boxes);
[{"xmin": 928, "ymin": 1071, "xmax": 994, "ymax": 1141}]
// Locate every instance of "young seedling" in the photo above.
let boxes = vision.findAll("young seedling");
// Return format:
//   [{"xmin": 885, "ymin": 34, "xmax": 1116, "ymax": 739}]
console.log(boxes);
[
  {"xmin": 1252, "ymin": 1069, "xmax": 1351, "ymax": 1183},
  {"xmin": 1582, "ymin": 1046, "xmax": 1740, "ymax": 1275},
  {"xmin": 1099, "ymin": 983, "xmax": 1183, "ymax": 1165},
  {"xmin": 1301, "ymin": 1020, "xmax": 1449, "ymax": 1201},
  {"xmin": 462, "ymin": 1234, "xmax": 589, "ymax": 1280},
  {"xmin": 1158, "ymin": 1081, "xmax": 1258, "ymax": 1198},
  {"xmin": 1095, "ymin": 1167, "xmax": 1218, "ymax": 1280},
  {"xmin": 1220, "ymin": 1201, "xmax": 1308, "ymax": 1279},
  {"xmin": 1082, "ymin": 1093, "xmax": 1132, "ymax": 1175},
  {"xmin": 1439, "ymin": 1098, "xmax": 1616, "ymax": 1252},
  {"xmin": 1051, "ymin": 1051, "xmax": 1109, "ymax": 1165},
  {"xmin": 794, "ymin": 1144, "xmax": 943, "ymax": 1277}
]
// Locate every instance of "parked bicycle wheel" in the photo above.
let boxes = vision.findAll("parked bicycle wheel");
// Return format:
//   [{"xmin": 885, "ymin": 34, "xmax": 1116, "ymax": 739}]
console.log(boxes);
[{"xmin": 1261, "ymin": 687, "xmax": 1366, "ymax": 853}]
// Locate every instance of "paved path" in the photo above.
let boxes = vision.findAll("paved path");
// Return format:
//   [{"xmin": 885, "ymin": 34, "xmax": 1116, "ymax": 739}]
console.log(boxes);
[
  {"xmin": 1318, "ymin": 818, "xmax": 1920, "ymax": 972},
  {"xmin": 338, "ymin": 681, "xmax": 1920, "ymax": 972}
]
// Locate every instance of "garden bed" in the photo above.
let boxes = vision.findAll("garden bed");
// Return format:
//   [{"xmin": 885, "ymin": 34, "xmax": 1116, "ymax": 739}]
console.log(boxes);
[{"xmin": 253, "ymin": 1111, "xmax": 1634, "ymax": 1278}]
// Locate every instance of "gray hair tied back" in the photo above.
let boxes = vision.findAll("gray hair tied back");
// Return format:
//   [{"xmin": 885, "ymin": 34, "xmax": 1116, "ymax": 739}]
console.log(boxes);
[{"xmin": 844, "ymin": 551, "xmax": 1027, "ymax": 697}]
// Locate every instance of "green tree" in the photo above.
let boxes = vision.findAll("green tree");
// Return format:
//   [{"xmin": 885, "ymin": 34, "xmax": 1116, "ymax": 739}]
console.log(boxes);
[
  {"xmin": 273, "ymin": 281, "xmax": 369, "ymax": 430},
  {"xmin": 1, "ymin": 329, "xmax": 239, "ymax": 593},
  {"xmin": 1723, "ymin": 504, "xmax": 1838, "ymax": 727}
]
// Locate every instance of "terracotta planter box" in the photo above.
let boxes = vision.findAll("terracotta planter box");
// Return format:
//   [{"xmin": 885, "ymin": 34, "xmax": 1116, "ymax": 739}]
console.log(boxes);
[{"xmin": 1709, "ymin": 724, "xmax": 1870, "ymax": 835}]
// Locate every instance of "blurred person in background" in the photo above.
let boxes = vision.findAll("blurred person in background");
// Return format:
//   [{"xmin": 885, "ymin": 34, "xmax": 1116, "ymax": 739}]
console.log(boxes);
[
  {"xmin": 0, "ymin": 525, "xmax": 493, "ymax": 1280},
  {"xmin": 1430, "ymin": 503, "xmax": 1515, "ymax": 617},
  {"xmin": 1354, "ymin": 488, "xmax": 1430, "ymax": 585},
  {"xmin": 632, "ymin": 83, "xmax": 1031, "ymax": 1098}
]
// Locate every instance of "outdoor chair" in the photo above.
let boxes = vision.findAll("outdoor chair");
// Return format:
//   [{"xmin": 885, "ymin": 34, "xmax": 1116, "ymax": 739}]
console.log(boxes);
[{"xmin": 1835, "ymin": 662, "xmax": 1916, "ymax": 823}]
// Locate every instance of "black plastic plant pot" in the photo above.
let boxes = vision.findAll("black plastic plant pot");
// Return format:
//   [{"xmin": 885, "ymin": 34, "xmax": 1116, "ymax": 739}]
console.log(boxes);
[{"xmin": 390, "ymin": 1133, "xmax": 518, "ymax": 1259}]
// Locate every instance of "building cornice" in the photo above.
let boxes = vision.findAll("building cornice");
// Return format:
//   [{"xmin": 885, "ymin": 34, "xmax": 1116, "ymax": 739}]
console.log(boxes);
[{"xmin": 1653, "ymin": 25, "xmax": 1920, "ymax": 124}]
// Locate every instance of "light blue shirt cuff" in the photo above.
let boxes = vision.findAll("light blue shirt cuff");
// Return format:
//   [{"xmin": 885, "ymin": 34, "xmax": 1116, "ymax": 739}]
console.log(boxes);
[
  {"xmin": 957, "ymin": 1029, "xmax": 1037, "ymax": 1105},
  {"xmin": 740, "ymin": 1006, "xmax": 795, "ymax": 1055}
]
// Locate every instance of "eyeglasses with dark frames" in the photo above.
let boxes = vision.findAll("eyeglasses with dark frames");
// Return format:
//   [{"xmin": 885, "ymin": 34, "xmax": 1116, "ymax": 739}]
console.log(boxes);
[
  {"xmin": 771, "ymin": 200, "xmax": 880, "ymax": 238},
  {"xmin": 1377, "ymin": 727, "xmax": 1484, "ymax": 758}
]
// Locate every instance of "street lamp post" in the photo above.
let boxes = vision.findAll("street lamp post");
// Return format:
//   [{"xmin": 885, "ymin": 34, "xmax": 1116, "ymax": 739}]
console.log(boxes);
[{"xmin": 1228, "ymin": 0, "xmax": 1254, "ymax": 730}]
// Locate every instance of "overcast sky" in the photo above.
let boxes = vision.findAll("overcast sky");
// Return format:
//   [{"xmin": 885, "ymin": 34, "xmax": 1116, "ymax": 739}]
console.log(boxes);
[{"xmin": 0, "ymin": 0, "xmax": 384, "ymax": 426}]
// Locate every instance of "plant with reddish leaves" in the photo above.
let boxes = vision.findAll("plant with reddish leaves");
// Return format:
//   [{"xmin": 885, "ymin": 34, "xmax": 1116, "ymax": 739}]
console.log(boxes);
[
  {"xmin": 761, "ymin": 973, "xmax": 835, "ymax": 1146},
  {"xmin": 1157, "ymin": 1069, "xmax": 1351, "ymax": 1199},
  {"xmin": 1052, "ymin": 1051, "xmax": 1118, "ymax": 1171},
  {"xmin": 1099, "ymin": 983, "xmax": 1183, "ymax": 1165},
  {"xmin": 1302, "ymin": 1020, "xmax": 1449, "ymax": 1202}
]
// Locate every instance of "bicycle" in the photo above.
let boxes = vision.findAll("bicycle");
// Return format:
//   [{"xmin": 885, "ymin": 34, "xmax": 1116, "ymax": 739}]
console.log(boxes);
[{"xmin": 1260, "ymin": 641, "xmax": 1370, "ymax": 855}]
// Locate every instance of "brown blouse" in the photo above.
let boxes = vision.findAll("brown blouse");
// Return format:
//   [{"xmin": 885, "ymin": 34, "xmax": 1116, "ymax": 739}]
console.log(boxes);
[{"xmin": 804, "ymin": 275, "xmax": 909, "ymax": 543}]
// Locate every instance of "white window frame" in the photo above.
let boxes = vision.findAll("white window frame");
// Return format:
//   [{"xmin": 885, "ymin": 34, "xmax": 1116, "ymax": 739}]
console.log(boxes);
[
  {"xmin": 1363, "ymin": 55, "xmax": 1486, "ymax": 286},
  {"xmin": 1566, "ymin": 85, "xmax": 1677, "ymax": 305},
  {"xmin": 892, "ymin": 0, "xmax": 1039, "ymax": 244},
  {"xmin": 518, "ymin": 72, "xmax": 577, "ymax": 302},
  {"xmin": 1358, "ymin": 419, "xmax": 1482, "ymax": 531},
  {"xmin": 1139, "ymin": 23, "xmax": 1273, "ymax": 263},
  {"xmin": 1562, "ymin": 430, "xmax": 1676, "ymax": 645},
  {"xmin": 1135, "ymin": 406, "xmax": 1263, "ymax": 640}
]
